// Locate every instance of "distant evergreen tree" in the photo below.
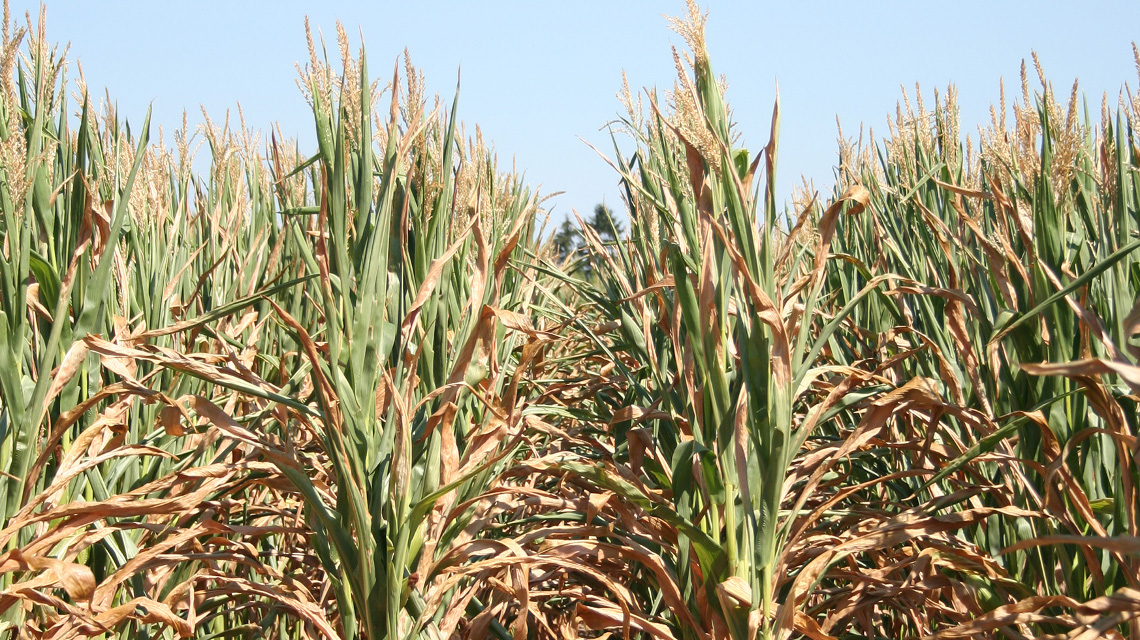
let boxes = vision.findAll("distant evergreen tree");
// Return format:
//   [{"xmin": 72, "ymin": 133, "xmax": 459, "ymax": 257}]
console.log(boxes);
[
  {"xmin": 551, "ymin": 218, "xmax": 581, "ymax": 261},
  {"xmin": 586, "ymin": 203, "xmax": 624, "ymax": 243},
  {"xmin": 550, "ymin": 204, "xmax": 625, "ymax": 276}
]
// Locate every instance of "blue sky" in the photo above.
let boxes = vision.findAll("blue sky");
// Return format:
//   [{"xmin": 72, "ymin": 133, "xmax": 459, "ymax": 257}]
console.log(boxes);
[{"xmin": 13, "ymin": 1, "xmax": 1140, "ymax": 221}]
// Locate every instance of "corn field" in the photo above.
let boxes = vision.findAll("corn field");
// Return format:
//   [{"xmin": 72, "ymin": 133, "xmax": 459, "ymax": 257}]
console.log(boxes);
[{"xmin": 0, "ymin": 2, "xmax": 1138, "ymax": 639}]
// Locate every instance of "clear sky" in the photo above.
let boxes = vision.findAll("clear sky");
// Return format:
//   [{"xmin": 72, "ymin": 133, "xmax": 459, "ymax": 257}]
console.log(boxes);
[{"xmin": 12, "ymin": 1, "xmax": 1140, "ymax": 222}]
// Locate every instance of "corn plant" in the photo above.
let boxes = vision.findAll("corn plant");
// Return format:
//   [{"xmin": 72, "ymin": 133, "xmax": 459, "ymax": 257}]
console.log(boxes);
[
  {"xmin": 513, "ymin": 4, "xmax": 896, "ymax": 638},
  {"xmin": 0, "ymin": 8, "xmax": 552, "ymax": 638},
  {"xmin": 260, "ymin": 32, "xmax": 549, "ymax": 639},
  {"xmin": 815, "ymin": 58, "xmax": 1140, "ymax": 636},
  {"xmin": 511, "ymin": 5, "xmax": 1140, "ymax": 640}
]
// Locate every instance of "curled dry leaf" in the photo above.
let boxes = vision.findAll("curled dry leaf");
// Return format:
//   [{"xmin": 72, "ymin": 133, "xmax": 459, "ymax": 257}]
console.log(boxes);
[
  {"xmin": 0, "ymin": 549, "xmax": 95, "ymax": 603},
  {"xmin": 1022, "ymin": 358, "xmax": 1140, "ymax": 394}
]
